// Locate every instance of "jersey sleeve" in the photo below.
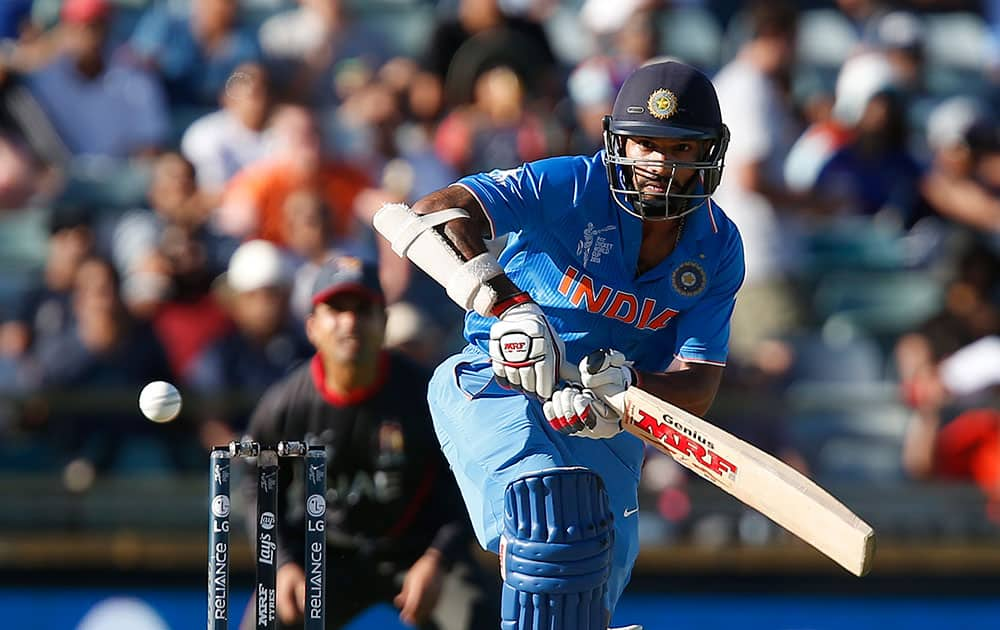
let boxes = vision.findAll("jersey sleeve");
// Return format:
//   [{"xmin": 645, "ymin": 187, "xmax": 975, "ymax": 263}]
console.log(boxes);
[
  {"xmin": 674, "ymin": 226, "xmax": 745, "ymax": 366},
  {"xmin": 455, "ymin": 155, "xmax": 596, "ymax": 238}
]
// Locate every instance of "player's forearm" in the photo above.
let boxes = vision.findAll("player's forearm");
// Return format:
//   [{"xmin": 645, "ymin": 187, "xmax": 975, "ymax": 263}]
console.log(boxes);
[
  {"xmin": 635, "ymin": 363, "xmax": 723, "ymax": 417},
  {"xmin": 410, "ymin": 185, "xmax": 525, "ymax": 303},
  {"xmin": 411, "ymin": 185, "xmax": 490, "ymax": 259}
]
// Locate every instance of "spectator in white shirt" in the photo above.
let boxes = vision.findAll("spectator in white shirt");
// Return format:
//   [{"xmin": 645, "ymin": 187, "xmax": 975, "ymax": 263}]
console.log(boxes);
[
  {"xmin": 181, "ymin": 62, "xmax": 272, "ymax": 200},
  {"xmin": 712, "ymin": 0, "xmax": 807, "ymax": 359}
]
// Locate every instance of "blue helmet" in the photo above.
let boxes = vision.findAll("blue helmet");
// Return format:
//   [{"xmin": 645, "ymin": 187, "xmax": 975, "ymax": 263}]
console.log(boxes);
[{"xmin": 603, "ymin": 60, "xmax": 729, "ymax": 220}]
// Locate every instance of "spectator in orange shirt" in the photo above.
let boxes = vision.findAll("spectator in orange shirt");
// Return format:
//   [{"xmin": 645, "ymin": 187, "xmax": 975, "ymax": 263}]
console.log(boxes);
[
  {"xmin": 217, "ymin": 104, "xmax": 374, "ymax": 250},
  {"xmin": 928, "ymin": 409, "xmax": 1000, "ymax": 491},
  {"xmin": 905, "ymin": 403, "xmax": 1000, "ymax": 522},
  {"xmin": 899, "ymin": 241, "xmax": 1000, "ymax": 521}
]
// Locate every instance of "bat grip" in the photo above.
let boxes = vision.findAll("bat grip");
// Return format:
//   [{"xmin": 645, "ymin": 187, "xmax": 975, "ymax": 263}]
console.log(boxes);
[{"xmin": 560, "ymin": 360, "xmax": 581, "ymax": 382}]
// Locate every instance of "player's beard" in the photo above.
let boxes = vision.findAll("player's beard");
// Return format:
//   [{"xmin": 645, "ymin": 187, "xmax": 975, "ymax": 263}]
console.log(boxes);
[{"xmin": 632, "ymin": 167, "xmax": 695, "ymax": 219}]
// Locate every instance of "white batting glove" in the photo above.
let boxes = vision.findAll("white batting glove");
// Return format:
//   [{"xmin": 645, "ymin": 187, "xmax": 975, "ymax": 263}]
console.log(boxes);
[
  {"xmin": 580, "ymin": 349, "xmax": 639, "ymax": 403},
  {"xmin": 489, "ymin": 299, "xmax": 565, "ymax": 399},
  {"xmin": 543, "ymin": 385, "xmax": 594, "ymax": 434},
  {"xmin": 543, "ymin": 385, "xmax": 622, "ymax": 439}
]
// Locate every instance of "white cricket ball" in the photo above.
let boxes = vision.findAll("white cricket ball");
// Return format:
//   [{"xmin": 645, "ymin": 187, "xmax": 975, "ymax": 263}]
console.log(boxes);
[{"xmin": 139, "ymin": 381, "xmax": 183, "ymax": 423}]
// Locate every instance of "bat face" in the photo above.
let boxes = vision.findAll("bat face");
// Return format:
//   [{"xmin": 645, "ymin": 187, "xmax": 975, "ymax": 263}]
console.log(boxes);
[
  {"xmin": 618, "ymin": 386, "xmax": 875, "ymax": 577},
  {"xmin": 625, "ymin": 403, "xmax": 739, "ymax": 487}
]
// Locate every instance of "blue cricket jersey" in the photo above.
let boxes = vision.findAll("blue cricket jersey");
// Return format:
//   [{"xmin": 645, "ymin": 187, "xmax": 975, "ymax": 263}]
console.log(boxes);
[{"xmin": 456, "ymin": 151, "xmax": 745, "ymax": 373}]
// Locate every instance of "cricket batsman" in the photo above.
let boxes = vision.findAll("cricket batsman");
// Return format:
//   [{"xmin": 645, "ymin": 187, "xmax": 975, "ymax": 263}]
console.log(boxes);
[{"xmin": 374, "ymin": 60, "xmax": 744, "ymax": 629}]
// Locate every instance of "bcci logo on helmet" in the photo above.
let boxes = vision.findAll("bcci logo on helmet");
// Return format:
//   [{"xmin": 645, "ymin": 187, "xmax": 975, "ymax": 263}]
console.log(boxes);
[{"xmin": 647, "ymin": 88, "xmax": 678, "ymax": 120}]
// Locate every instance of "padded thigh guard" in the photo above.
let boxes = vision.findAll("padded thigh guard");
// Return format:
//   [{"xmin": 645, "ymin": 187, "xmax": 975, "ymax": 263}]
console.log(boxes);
[{"xmin": 501, "ymin": 468, "xmax": 614, "ymax": 630}]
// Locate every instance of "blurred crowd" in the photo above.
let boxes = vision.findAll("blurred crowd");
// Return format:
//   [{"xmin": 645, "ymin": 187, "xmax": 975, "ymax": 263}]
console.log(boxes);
[{"xmin": 0, "ymin": 0, "xmax": 997, "ymax": 540}]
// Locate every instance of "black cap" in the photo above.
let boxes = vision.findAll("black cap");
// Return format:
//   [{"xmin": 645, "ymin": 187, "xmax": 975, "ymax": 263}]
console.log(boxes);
[
  {"xmin": 966, "ymin": 120, "xmax": 1000, "ymax": 154},
  {"xmin": 48, "ymin": 204, "xmax": 93, "ymax": 235},
  {"xmin": 49, "ymin": 204, "xmax": 95, "ymax": 235},
  {"xmin": 609, "ymin": 61, "xmax": 722, "ymax": 139},
  {"xmin": 311, "ymin": 256, "xmax": 384, "ymax": 306}
]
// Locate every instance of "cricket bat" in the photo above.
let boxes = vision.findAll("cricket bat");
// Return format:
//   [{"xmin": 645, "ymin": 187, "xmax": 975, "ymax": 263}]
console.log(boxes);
[{"xmin": 562, "ymin": 360, "xmax": 876, "ymax": 577}]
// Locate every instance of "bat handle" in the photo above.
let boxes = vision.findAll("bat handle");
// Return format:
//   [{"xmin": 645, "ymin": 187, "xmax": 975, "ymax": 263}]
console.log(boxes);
[
  {"xmin": 559, "ymin": 347, "xmax": 617, "ymax": 384},
  {"xmin": 560, "ymin": 360, "xmax": 581, "ymax": 382}
]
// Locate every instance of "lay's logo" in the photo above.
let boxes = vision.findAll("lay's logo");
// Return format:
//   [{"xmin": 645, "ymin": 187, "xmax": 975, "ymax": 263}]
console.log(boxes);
[{"xmin": 557, "ymin": 266, "xmax": 679, "ymax": 330}]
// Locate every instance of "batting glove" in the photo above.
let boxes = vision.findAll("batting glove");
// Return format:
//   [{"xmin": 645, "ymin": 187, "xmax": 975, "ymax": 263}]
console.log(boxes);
[
  {"xmin": 489, "ymin": 298, "xmax": 565, "ymax": 399},
  {"xmin": 580, "ymin": 348, "xmax": 638, "ymax": 402},
  {"xmin": 543, "ymin": 385, "xmax": 622, "ymax": 440}
]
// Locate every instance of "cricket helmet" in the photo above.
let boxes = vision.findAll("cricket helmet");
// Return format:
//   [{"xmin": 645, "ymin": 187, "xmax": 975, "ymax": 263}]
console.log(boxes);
[{"xmin": 603, "ymin": 60, "xmax": 729, "ymax": 220}]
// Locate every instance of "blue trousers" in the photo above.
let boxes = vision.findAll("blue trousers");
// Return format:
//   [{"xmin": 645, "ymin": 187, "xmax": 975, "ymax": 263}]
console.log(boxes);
[{"xmin": 428, "ymin": 347, "xmax": 644, "ymax": 613}]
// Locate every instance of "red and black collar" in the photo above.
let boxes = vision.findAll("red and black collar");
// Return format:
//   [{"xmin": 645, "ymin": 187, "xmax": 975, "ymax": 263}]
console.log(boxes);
[{"xmin": 310, "ymin": 352, "xmax": 390, "ymax": 407}]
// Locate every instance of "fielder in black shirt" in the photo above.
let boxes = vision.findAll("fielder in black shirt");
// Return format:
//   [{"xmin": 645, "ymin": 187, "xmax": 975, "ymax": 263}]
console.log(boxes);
[{"xmin": 240, "ymin": 256, "xmax": 498, "ymax": 629}]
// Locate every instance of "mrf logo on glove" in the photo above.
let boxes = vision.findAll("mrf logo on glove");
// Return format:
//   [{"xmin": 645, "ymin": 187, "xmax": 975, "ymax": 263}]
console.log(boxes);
[
  {"xmin": 499, "ymin": 334, "xmax": 532, "ymax": 364},
  {"xmin": 488, "ymin": 298, "xmax": 565, "ymax": 399}
]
